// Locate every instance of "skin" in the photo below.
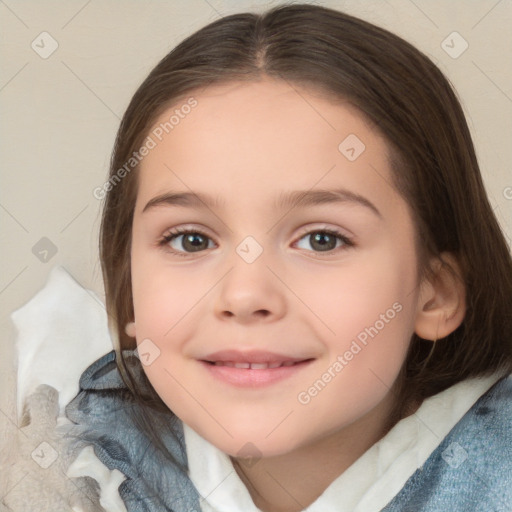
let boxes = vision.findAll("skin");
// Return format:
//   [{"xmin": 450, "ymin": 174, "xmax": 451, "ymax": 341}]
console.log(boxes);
[{"xmin": 129, "ymin": 78, "xmax": 465, "ymax": 511}]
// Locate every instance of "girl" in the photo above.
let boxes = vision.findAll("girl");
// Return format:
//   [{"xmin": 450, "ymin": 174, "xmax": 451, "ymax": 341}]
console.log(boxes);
[{"xmin": 63, "ymin": 3, "xmax": 512, "ymax": 511}]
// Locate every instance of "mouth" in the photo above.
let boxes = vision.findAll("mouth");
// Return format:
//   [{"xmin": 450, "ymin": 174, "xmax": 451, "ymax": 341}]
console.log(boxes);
[
  {"xmin": 201, "ymin": 349, "xmax": 313, "ymax": 367},
  {"xmin": 199, "ymin": 350, "xmax": 315, "ymax": 387},
  {"xmin": 203, "ymin": 360, "xmax": 309, "ymax": 369}
]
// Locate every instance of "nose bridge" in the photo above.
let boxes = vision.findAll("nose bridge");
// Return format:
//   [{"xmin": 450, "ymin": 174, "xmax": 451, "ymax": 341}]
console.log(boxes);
[{"xmin": 214, "ymin": 235, "xmax": 286, "ymax": 322}]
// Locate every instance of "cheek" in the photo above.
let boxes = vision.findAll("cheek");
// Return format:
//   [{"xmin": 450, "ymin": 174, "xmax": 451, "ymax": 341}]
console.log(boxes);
[
  {"xmin": 132, "ymin": 273, "xmax": 192, "ymax": 339},
  {"xmin": 130, "ymin": 235, "xmax": 208, "ymax": 340},
  {"xmin": 130, "ymin": 256, "xmax": 207, "ymax": 415},
  {"xmin": 295, "ymin": 252, "xmax": 416, "ymax": 416},
  {"xmin": 296, "ymin": 249, "xmax": 415, "ymax": 344}
]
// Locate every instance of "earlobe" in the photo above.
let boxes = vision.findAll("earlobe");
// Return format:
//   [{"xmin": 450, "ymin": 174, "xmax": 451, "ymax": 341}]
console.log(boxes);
[
  {"xmin": 414, "ymin": 253, "xmax": 466, "ymax": 341},
  {"xmin": 125, "ymin": 321, "xmax": 136, "ymax": 338}
]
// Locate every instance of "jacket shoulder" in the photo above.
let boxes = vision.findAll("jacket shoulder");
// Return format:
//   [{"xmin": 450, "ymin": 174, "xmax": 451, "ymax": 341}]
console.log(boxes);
[
  {"xmin": 383, "ymin": 375, "xmax": 512, "ymax": 511},
  {"xmin": 62, "ymin": 350, "xmax": 201, "ymax": 511}
]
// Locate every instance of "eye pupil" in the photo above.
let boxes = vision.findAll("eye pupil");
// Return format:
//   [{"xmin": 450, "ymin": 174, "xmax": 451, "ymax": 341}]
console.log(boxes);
[
  {"xmin": 166, "ymin": 229, "xmax": 347, "ymax": 256},
  {"xmin": 184, "ymin": 233, "xmax": 208, "ymax": 251},
  {"xmin": 311, "ymin": 232, "xmax": 336, "ymax": 251}
]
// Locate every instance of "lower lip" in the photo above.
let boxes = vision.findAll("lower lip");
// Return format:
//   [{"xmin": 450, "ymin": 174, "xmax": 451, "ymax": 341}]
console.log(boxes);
[{"xmin": 200, "ymin": 360, "xmax": 313, "ymax": 388}]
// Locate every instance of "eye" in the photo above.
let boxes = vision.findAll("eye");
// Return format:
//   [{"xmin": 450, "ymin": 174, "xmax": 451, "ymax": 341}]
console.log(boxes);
[
  {"xmin": 294, "ymin": 227, "xmax": 353, "ymax": 255},
  {"xmin": 159, "ymin": 227, "xmax": 216, "ymax": 257},
  {"xmin": 158, "ymin": 226, "xmax": 354, "ymax": 258}
]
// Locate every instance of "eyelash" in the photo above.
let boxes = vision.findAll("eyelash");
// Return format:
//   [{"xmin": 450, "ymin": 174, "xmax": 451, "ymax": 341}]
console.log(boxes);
[{"xmin": 158, "ymin": 226, "xmax": 354, "ymax": 258}]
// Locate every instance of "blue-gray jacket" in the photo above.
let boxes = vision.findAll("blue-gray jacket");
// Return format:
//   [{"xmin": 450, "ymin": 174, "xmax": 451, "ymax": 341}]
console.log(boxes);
[{"xmin": 64, "ymin": 350, "xmax": 512, "ymax": 511}]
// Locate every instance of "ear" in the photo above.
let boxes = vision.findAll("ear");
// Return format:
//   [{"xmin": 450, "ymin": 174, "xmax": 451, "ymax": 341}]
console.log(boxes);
[
  {"xmin": 414, "ymin": 252, "xmax": 466, "ymax": 340},
  {"xmin": 125, "ymin": 321, "xmax": 137, "ymax": 338}
]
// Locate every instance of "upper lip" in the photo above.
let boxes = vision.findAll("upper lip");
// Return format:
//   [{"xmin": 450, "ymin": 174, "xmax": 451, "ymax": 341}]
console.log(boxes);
[{"xmin": 201, "ymin": 349, "xmax": 312, "ymax": 364}]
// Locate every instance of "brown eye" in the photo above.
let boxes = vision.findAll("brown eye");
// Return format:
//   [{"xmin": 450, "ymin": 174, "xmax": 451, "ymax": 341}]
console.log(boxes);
[
  {"xmin": 309, "ymin": 232, "xmax": 338, "ymax": 251},
  {"xmin": 176, "ymin": 232, "xmax": 210, "ymax": 252},
  {"xmin": 295, "ymin": 229, "xmax": 353, "ymax": 254},
  {"xmin": 160, "ymin": 228, "xmax": 215, "ymax": 255}
]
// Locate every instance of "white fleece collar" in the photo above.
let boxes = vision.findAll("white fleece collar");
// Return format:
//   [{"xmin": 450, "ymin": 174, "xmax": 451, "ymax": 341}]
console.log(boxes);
[
  {"xmin": 10, "ymin": 266, "xmax": 506, "ymax": 511},
  {"xmin": 183, "ymin": 371, "xmax": 505, "ymax": 512}
]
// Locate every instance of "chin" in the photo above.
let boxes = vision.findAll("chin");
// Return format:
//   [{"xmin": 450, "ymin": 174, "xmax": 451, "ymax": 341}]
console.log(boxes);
[{"xmin": 200, "ymin": 426, "xmax": 307, "ymax": 460}]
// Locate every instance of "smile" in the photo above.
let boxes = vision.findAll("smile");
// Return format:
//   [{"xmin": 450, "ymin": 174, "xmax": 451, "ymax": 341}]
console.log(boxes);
[
  {"xmin": 207, "ymin": 361, "xmax": 300, "ymax": 369},
  {"xmin": 200, "ymin": 360, "xmax": 313, "ymax": 387}
]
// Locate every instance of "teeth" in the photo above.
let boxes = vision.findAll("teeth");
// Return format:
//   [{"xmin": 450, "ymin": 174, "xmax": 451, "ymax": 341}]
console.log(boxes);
[
  {"xmin": 249, "ymin": 363, "xmax": 269, "ymax": 370},
  {"xmin": 211, "ymin": 361, "xmax": 298, "ymax": 369}
]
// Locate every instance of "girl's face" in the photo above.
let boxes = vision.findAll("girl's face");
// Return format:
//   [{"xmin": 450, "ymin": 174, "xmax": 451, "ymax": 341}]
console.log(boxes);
[{"xmin": 130, "ymin": 78, "xmax": 423, "ymax": 458}]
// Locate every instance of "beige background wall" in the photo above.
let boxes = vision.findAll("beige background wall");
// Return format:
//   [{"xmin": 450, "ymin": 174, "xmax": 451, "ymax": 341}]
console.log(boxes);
[{"xmin": 1, "ymin": 0, "xmax": 511, "ymax": 443}]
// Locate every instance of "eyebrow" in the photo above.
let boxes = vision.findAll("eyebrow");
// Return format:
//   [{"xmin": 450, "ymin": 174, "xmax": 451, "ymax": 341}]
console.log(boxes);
[{"xmin": 142, "ymin": 188, "xmax": 382, "ymax": 218}]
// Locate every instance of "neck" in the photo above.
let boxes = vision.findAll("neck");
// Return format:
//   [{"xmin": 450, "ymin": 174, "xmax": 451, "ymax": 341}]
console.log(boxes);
[{"xmin": 231, "ymin": 390, "xmax": 413, "ymax": 512}]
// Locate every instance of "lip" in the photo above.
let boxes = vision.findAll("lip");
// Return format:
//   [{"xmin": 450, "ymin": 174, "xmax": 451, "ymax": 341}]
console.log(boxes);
[
  {"xmin": 202, "ymin": 349, "xmax": 309, "ymax": 364},
  {"xmin": 199, "ymin": 349, "xmax": 315, "ymax": 388}
]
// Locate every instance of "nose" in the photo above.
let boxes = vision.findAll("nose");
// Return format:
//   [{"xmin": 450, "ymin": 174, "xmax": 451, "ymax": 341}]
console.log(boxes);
[{"xmin": 214, "ymin": 253, "xmax": 286, "ymax": 324}]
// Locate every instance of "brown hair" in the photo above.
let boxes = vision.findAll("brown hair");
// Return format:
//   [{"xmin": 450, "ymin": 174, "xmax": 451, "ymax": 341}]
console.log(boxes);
[{"xmin": 99, "ymin": 3, "xmax": 512, "ymax": 454}]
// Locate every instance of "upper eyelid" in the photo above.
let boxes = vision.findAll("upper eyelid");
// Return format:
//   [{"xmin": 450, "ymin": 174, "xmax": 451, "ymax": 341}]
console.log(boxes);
[
  {"xmin": 162, "ymin": 228, "xmax": 352, "ymax": 261},
  {"xmin": 296, "ymin": 224, "xmax": 352, "ymax": 237},
  {"xmin": 162, "ymin": 224, "xmax": 353, "ymax": 246},
  {"xmin": 162, "ymin": 223, "xmax": 351, "ymax": 237}
]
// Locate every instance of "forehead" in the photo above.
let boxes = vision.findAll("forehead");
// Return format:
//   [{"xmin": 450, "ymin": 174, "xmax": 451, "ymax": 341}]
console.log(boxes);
[{"xmin": 136, "ymin": 78, "xmax": 398, "ymax": 213}]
